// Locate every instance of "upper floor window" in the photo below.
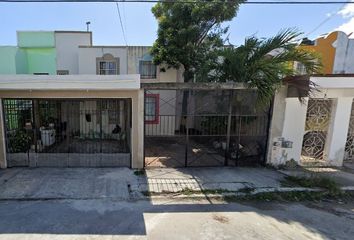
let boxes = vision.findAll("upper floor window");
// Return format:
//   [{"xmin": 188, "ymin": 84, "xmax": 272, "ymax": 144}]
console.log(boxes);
[
  {"xmin": 139, "ymin": 60, "xmax": 157, "ymax": 79},
  {"xmin": 96, "ymin": 54, "xmax": 119, "ymax": 75}
]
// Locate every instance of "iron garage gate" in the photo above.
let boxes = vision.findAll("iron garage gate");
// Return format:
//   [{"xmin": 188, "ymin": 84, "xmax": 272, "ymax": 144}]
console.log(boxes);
[
  {"xmin": 2, "ymin": 99, "xmax": 132, "ymax": 167},
  {"xmin": 143, "ymin": 87, "xmax": 272, "ymax": 168}
]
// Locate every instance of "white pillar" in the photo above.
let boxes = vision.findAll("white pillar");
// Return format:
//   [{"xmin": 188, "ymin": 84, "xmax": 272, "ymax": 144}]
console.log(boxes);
[
  {"xmin": 324, "ymin": 97, "xmax": 353, "ymax": 166},
  {"xmin": 280, "ymin": 98, "xmax": 308, "ymax": 164},
  {"xmin": 131, "ymin": 89, "xmax": 144, "ymax": 169},
  {"xmin": 266, "ymin": 87, "xmax": 287, "ymax": 164}
]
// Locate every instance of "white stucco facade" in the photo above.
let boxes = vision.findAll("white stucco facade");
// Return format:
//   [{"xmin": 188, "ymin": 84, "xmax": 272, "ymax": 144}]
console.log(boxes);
[
  {"xmin": 268, "ymin": 76, "xmax": 354, "ymax": 167},
  {"xmin": 55, "ymin": 31, "xmax": 92, "ymax": 75},
  {"xmin": 78, "ymin": 46, "xmax": 128, "ymax": 75},
  {"xmin": 333, "ymin": 32, "xmax": 354, "ymax": 74}
]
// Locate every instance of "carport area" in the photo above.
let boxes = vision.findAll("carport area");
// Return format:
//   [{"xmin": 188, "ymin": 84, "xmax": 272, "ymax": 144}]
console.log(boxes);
[
  {"xmin": 0, "ymin": 74, "xmax": 144, "ymax": 169},
  {"xmin": 3, "ymin": 98, "xmax": 132, "ymax": 167}
]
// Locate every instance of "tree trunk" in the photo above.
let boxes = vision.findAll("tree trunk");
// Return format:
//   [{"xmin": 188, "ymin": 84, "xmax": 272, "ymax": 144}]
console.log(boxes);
[{"xmin": 179, "ymin": 68, "xmax": 193, "ymax": 133}]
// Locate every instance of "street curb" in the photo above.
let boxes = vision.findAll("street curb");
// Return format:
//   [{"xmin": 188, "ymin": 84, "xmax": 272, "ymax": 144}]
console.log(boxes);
[
  {"xmin": 135, "ymin": 186, "xmax": 354, "ymax": 201},
  {"xmin": 0, "ymin": 186, "xmax": 352, "ymax": 202}
]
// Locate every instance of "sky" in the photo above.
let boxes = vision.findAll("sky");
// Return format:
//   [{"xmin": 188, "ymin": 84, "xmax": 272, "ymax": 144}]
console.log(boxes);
[{"xmin": 1, "ymin": 1, "xmax": 354, "ymax": 46}]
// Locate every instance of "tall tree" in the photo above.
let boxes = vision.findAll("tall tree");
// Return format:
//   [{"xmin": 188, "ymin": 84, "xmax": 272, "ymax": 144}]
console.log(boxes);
[
  {"xmin": 151, "ymin": 0, "xmax": 245, "ymax": 82},
  {"xmin": 215, "ymin": 29, "xmax": 322, "ymax": 105}
]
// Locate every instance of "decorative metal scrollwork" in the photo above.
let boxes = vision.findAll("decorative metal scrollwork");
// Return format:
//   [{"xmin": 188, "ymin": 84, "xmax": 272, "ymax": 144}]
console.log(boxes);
[
  {"xmin": 345, "ymin": 102, "xmax": 354, "ymax": 162},
  {"xmin": 301, "ymin": 99, "xmax": 332, "ymax": 162}
]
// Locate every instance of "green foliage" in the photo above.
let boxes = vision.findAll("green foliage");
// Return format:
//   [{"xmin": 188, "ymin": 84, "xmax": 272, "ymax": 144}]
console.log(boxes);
[
  {"xmin": 281, "ymin": 175, "xmax": 342, "ymax": 196},
  {"xmin": 200, "ymin": 116, "xmax": 227, "ymax": 134},
  {"xmin": 214, "ymin": 29, "xmax": 322, "ymax": 105},
  {"xmin": 151, "ymin": 0, "xmax": 245, "ymax": 81},
  {"xmin": 134, "ymin": 169, "xmax": 145, "ymax": 176},
  {"xmin": 8, "ymin": 130, "xmax": 32, "ymax": 153}
]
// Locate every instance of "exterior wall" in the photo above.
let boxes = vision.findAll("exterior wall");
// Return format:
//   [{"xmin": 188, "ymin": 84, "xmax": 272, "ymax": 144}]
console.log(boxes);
[
  {"xmin": 268, "ymin": 97, "xmax": 308, "ymax": 166},
  {"xmin": 55, "ymin": 32, "xmax": 92, "ymax": 74},
  {"xmin": 15, "ymin": 49, "xmax": 28, "ymax": 74},
  {"xmin": 333, "ymin": 32, "xmax": 349, "ymax": 74},
  {"xmin": 145, "ymin": 90, "xmax": 177, "ymax": 136},
  {"xmin": 0, "ymin": 47, "xmax": 27, "ymax": 74},
  {"xmin": 78, "ymin": 47, "xmax": 128, "ymax": 75},
  {"xmin": 0, "ymin": 47, "xmax": 18, "ymax": 74},
  {"xmin": 302, "ymin": 31, "xmax": 354, "ymax": 74},
  {"xmin": 127, "ymin": 46, "xmax": 181, "ymax": 83},
  {"xmin": 25, "ymin": 48, "xmax": 56, "ymax": 74},
  {"xmin": 17, "ymin": 31, "xmax": 55, "ymax": 48},
  {"xmin": 323, "ymin": 97, "xmax": 353, "ymax": 166},
  {"xmin": 0, "ymin": 89, "xmax": 144, "ymax": 169},
  {"xmin": 301, "ymin": 32, "xmax": 338, "ymax": 74},
  {"xmin": 266, "ymin": 86, "xmax": 287, "ymax": 164},
  {"xmin": 269, "ymin": 76, "xmax": 354, "ymax": 167},
  {"xmin": 0, "ymin": 31, "xmax": 57, "ymax": 75},
  {"xmin": 128, "ymin": 46, "xmax": 182, "ymax": 136}
]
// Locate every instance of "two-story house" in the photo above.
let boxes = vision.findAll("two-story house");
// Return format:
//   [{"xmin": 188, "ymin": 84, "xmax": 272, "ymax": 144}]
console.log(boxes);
[{"xmin": 0, "ymin": 30, "xmax": 181, "ymax": 169}]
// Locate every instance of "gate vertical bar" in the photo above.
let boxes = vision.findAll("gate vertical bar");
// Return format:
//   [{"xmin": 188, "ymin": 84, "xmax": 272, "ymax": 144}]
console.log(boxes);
[
  {"xmin": 66, "ymin": 101, "xmax": 70, "ymax": 167},
  {"xmin": 99, "ymin": 99, "xmax": 103, "ymax": 167},
  {"xmin": 32, "ymin": 99, "xmax": 39, "ymax": 167},
  {"xmin": 143, "ymin": 89, "xmax": 146, "ymax": 168},
  {"xmin": 184, "ymin": 89, "xmax": 189, "ymax": 167},
  {"xmin": 225, "ymin": 90, "xmax": 233, "ymax": 166}
]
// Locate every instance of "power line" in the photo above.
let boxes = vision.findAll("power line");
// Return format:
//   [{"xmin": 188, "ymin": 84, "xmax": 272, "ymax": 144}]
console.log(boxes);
[
  {"xmin": 1, "ymin": 1, "xmax": 354, "ymax": 5},
  {"xmin": 304, "ymin": 0, "xmax": 349, "ymax": 37},
  {"xmin": 121, "ymin": 1, "xmax": 128, "ymax": 40},
  {"xmin": 115, "ymin": 2, "xmax": 128, "ymax": 46}
]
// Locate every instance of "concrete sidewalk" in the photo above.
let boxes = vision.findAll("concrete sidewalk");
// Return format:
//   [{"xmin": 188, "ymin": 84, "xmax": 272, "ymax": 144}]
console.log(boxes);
[
  {"xmin": 1, "ymin": 166, "xmax": 353, "ymax": 201},
  {"xmin": 134, "ymin": 167, "xmax": 285, "ymax": 194},
  {"xmin": 0, "ymin": 167, "xmax": 286, "ymax": 200}
]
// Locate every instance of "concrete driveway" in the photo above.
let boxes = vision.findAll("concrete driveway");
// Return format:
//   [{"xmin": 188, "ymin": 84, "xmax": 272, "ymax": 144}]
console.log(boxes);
[{"xmin": 0, "ymin": 168, "xmax": 138, "ymax": 200}]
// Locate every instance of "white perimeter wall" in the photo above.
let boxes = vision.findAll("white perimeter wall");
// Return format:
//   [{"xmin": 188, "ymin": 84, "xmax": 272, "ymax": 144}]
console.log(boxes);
[{"xmin": 268, "ymin": 76, "xmax": 354, "ymax": 167}]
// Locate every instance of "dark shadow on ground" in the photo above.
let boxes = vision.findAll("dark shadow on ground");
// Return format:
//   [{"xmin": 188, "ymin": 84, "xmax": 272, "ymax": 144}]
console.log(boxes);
[{"xmin": 0, "ymin": 167, "xmax": 353, "ymax": 239}]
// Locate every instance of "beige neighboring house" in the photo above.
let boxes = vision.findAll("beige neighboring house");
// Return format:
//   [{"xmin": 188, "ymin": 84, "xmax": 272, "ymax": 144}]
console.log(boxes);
[{"xmin": 127, "ymin": 46, "xmax": 184, "ymax": 136}]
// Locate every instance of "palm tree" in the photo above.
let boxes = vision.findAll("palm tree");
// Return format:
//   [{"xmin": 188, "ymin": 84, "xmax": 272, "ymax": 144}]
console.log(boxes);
[{"xmin": 215, "ymin": 29, "xmax": 322, "ymax": 106}]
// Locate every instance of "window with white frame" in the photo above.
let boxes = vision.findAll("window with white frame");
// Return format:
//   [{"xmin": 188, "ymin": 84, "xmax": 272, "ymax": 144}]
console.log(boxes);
[
  {"xmin": 139, "ymin": 60, "xmax": 157, "ymax": 79},
  {"xmin": 96, "ymin": 54, "xmax": 119, "ymax": 75},
  {"xmin": 99, "ymin": 61, "xmax": 118, "ymax": 75}
]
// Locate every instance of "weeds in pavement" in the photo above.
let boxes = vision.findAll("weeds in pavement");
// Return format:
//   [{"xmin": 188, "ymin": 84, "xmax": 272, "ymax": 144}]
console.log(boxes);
[{"xmin": 281, "ymin": 176, "xmax": 342, "ymax": 195}]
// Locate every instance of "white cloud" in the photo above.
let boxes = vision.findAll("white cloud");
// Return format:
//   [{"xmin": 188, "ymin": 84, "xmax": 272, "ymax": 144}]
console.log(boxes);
[
  {"xmin": 337, "ymin": 17, "xmax": 354, "ymax": 34},
  {"xmin": 336, "ymin": 1, "xmax": 354, "ymax": 34},
  {"xmin": 338, "ymin": 1, "xmax": 354, "ymax": 18}
]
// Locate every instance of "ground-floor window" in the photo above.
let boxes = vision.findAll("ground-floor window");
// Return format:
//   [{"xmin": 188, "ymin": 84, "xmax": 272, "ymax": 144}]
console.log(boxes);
[{"xmin": 145, "ymin": 94, "xmax": 159, "ymax": 124}]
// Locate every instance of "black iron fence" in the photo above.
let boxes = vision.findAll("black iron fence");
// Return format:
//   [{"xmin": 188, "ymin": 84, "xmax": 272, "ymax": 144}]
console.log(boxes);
[
  {"xmin": 2, "ymin": 99, "xmax": 131, "ymax": 167},
  {"xmin": 144, "ymin": 89, "xmax": 271, "ymax": 168}
]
